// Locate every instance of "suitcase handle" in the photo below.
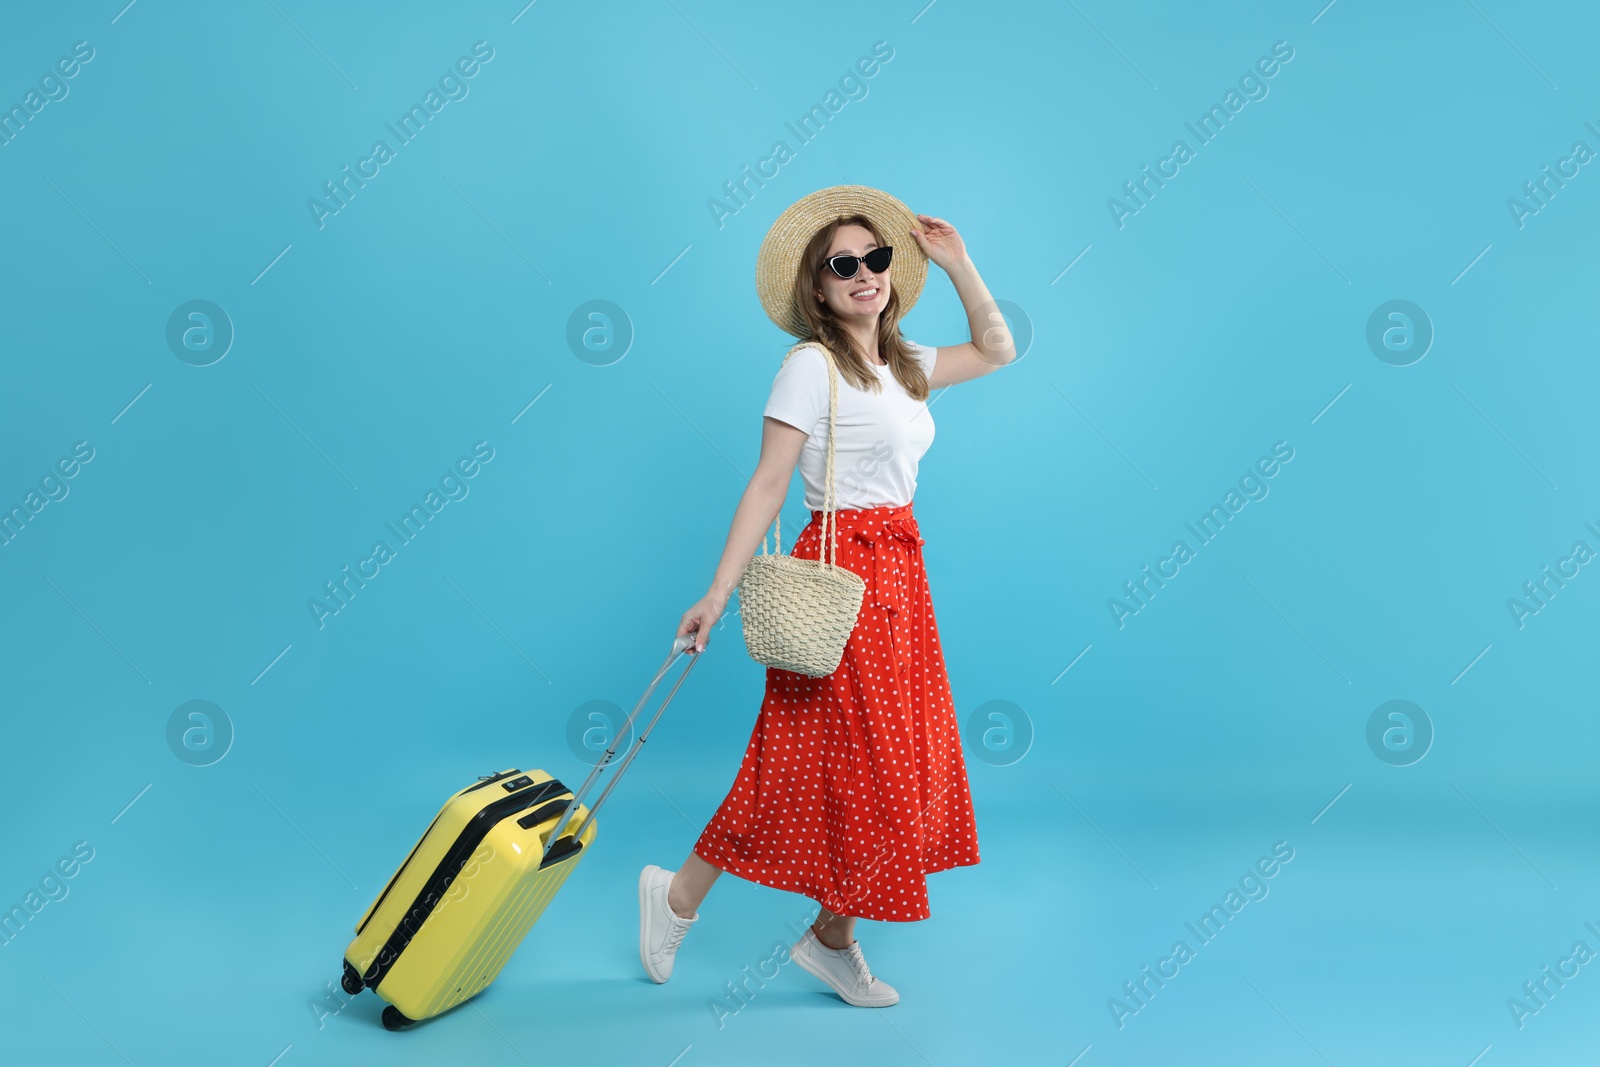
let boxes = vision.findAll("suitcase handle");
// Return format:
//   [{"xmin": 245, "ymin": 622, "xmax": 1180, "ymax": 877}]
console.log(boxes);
[{"xmin": 539, "ymin": 632, "xmax": 702, "ymax": 863}]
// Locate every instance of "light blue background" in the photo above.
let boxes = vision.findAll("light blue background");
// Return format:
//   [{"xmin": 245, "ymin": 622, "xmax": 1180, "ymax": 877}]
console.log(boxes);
[{"xmin": 1, "ymin": 1, "xmax": 1596, "ymax": 1064}]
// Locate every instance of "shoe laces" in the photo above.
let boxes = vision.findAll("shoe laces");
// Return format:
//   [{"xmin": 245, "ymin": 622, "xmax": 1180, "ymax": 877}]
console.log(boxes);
[
  {"xmin": 663, "ymin": 916, "xmax": 691, "ymax": 955},
  {"xmin": 840, "ymin": 941, "xmax": 874, "ymax": 987}
]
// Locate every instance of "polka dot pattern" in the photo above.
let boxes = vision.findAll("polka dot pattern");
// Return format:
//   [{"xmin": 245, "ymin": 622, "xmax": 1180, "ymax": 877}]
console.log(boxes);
[{"xmin": 695, "ymin": 501, "xmax": 981, "ymax": 922}]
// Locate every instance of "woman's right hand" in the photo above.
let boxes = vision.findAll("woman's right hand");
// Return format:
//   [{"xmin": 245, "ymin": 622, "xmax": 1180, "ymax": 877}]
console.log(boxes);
[{"xmin": 678, "ymin": 593, "xmax": 726, "ymax": 653}]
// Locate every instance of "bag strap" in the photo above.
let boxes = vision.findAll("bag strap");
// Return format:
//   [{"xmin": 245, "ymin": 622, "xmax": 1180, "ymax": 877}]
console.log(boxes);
[{"xmin": 762, "ymin": 340, "xmax": 843, "ymax": 567}]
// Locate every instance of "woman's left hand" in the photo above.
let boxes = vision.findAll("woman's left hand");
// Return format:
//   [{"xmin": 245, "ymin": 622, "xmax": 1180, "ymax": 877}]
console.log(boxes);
[{"xmin": 908, "ymin": 213, "xmax": 969, "ymax": 273}]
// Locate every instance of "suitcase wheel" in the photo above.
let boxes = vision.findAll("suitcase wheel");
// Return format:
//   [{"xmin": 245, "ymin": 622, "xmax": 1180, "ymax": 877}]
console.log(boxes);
[
  {"xmin": 340, "ymin": 961, "xmax": 363, "ymax": 996},
  {"xmin": 381, "ymin": 1006, "xmax": 414, "ymax": 1032}
]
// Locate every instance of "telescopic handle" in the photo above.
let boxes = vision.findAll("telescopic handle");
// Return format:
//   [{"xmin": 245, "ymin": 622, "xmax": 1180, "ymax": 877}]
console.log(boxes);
[{"xmin": 539, "ymin": 632, "xmax": 702, "ymax": 862}]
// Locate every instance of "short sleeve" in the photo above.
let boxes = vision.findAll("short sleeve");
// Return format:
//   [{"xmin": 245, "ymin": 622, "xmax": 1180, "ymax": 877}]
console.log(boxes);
[
  {"xmin": 763, "ymin": 345, "xmax": 827, "ymax": 434},
  {"xmin": 908, "ymin": 340, "xmax": 937, "ymax": 376}
]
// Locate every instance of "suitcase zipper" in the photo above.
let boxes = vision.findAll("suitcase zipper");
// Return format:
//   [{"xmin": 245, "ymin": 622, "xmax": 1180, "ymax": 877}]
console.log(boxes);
[
  {"xmin": 356, "ymin": 811, "xmax": 445, "ymax": 937},
  {"xmin": 462, "ymin": 769, "xmax": 521, "ymax": 795},
  {"xmin": 360, "ymin": 777, "xmax": 571, "ymax": 990},
  {"xmin": 355, "ymin": 770, "xmax": 524, "ymax": 938}
]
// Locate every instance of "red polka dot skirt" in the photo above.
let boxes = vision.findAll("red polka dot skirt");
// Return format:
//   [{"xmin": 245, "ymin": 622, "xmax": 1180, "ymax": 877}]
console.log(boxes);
[{"xmin": 694, "ymin": 501, "xmax": 981, "ymax": 922}]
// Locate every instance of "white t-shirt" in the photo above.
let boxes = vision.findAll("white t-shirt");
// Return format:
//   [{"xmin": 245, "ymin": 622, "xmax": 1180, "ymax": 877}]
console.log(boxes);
[{"xmin": 762, "ymin": 340, "xmax": 938, "ymax": 511}]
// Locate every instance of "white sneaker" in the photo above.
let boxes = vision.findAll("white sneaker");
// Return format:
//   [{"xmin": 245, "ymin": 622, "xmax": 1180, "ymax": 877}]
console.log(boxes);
[
  {"xmin": 639, "ymin": 865, "xmax": 697, "ymax": 983},
  {"xmin": 790, "ymin": 928, "xmax": 899, "ymax": 1007}
]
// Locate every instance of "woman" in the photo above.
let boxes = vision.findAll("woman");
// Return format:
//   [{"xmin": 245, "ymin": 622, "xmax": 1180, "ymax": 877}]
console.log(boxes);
[{"xmin": 640, "ymin": 185, "xmax": 1015, "ymax": 1008}]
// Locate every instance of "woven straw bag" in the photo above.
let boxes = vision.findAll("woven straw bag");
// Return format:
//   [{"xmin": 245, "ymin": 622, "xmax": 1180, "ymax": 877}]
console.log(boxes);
[{"xmin": 737, "ymin": 341, "xmax": 867, "ymax": 677}]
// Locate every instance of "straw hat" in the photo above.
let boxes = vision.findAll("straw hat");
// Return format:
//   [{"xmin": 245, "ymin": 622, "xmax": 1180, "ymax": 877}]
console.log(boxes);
[{"xmin": 755, "ymin": 184, "xmax": 929, "ymax": 338}]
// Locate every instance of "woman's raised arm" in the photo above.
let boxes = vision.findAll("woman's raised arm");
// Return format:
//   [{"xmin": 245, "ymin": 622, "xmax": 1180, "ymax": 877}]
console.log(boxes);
[{"xmin": 908, "ymin": 212, "xmax": 1018, "ymax": 389}]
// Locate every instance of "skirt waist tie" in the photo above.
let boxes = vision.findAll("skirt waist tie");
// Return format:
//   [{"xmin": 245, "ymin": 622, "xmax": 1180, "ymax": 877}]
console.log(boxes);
[{"xmin": 841, "ymin": 511, "xmax": 926, "ymax": 677}]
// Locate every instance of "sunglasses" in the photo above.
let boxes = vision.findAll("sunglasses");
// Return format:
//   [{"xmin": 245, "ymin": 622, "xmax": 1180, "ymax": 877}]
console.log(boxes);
[{"xmin": 822, "ymin": 245, "xmax": 893, "ymax": 280}]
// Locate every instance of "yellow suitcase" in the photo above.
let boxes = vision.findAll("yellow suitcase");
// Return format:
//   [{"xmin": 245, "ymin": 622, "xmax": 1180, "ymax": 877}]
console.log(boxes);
[{"xmin": 338, "ymin": 634, "xmax": 702, "ymax": 1030}]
